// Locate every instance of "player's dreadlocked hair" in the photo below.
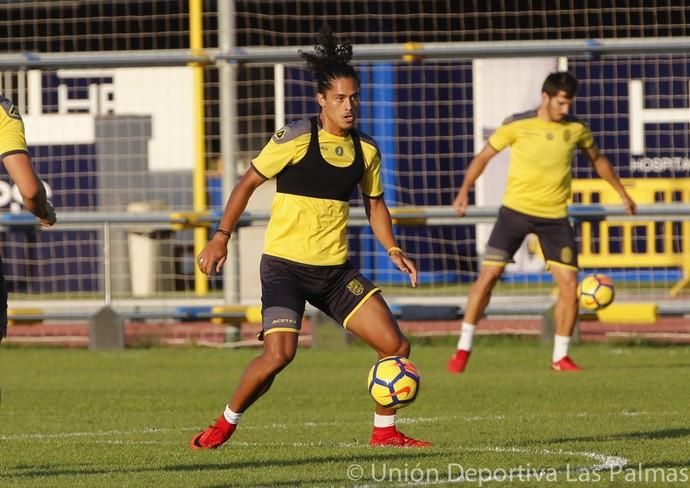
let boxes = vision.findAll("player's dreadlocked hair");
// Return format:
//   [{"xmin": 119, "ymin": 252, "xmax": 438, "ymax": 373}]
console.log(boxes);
[{"xmin": 299, "ymin": 25, "xmax": 360, "ymax": 95}]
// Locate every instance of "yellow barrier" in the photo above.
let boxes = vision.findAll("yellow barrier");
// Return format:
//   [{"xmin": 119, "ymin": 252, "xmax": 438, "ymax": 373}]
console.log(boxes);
[
  {"xmin": 169, "ymin": 211, "xmax": 211, "ymax": 231},
  {"xmin": 596, "ymin": 303, "xmax": 659, "ymax": 324},
  {"xmin": 210, "ymin": 305, "xmax": 262, "ymax": 325},
  {"xmin": 571, "ymin": 178, "xmax": 690, "ymax": 296},
  {"xmin": 8, "ymin": 308, "xmax": 44, "ymax": 326},
  {"xmin": 389, "ymin": 207, "xmax": 427, "ymax": 226}
]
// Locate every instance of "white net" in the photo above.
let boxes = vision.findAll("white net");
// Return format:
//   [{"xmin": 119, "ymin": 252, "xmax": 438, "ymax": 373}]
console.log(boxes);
[
  {"xmin": 1, "ymin": 1, "xmax": 689, "ymax": 307},
  {"xmin": 1, "ymin": 1, "xmax": 219, "ymax": 299},
  {"xmin": 236, "ymin": 3, "xmax": 690, "ymax": 304}
]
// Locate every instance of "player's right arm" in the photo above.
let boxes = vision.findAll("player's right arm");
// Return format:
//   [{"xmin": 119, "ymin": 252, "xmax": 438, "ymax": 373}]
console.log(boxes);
[
  {"xmin": 196, "ymin": 168, "xmax": 266, "ymax": 275},
  {"xmin": 453, "ymin": 144, "xmax": 498, "ymax": 216},
  {"xmin": 2, "ymin": 152, "xmax": 56, "ymax": 227},
  {"xmin": 196, "ymin": 120, "xmax": 305, "ymax": 275}
]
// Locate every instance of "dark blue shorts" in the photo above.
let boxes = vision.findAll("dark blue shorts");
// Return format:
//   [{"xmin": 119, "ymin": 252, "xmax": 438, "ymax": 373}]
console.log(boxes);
[
  {"xmin": 259, "ymin": 254, "xmax": 380, "ymax": 338},
  {"xmin": 484, "ymin": 206, "xmax": 578, "ymax": 269}
]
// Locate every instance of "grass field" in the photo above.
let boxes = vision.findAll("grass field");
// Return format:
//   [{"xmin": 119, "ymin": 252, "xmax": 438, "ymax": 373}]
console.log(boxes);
[{"xmin": 1, "ymin": 337, "xmax": 689, "ymax": 487}]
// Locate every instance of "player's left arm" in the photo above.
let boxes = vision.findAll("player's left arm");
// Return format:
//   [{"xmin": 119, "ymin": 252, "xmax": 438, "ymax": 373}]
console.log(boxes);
[
  {"xmin": 583, "ymin": 145, "xmax": 637, "ymax": 215},
  {"xmin": 363, "ymin": 195, "xmax": 417, "ymax": 288}
]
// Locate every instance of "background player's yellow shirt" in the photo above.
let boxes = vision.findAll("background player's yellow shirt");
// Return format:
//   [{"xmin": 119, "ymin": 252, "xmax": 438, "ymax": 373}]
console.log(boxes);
[
  {"xmin": 252, "ymin": 118, "xmax": 384, "ymax": 266},
  {"xmin": 488, "ymin": 110, "xmax": 594, "ymax": 219},
  {"xmin": 0, "ymin": 96, "xmax": 28, "ymax": 158}
]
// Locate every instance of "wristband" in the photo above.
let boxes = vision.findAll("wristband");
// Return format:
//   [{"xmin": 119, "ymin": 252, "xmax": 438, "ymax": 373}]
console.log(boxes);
[
  {"xmin": 216, "ymin": 228, "xmax": 231, "ymax": 238},
  {"xmin": 387, "ymin": 246, "xmax": 404, "ymax": 256}
]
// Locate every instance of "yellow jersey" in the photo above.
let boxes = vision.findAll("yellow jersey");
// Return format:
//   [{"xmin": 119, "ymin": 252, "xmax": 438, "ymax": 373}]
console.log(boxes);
[
  {"xmin": 252, "ymin": 117, "xmax": 384, "ymax": 266},
  {"xmin": 488, "ymin": 110, "xmax": 594, "ymax": 218},
  {"xmin": 0, "ymin": 95, "xmax": 28, "ymax": 159}
]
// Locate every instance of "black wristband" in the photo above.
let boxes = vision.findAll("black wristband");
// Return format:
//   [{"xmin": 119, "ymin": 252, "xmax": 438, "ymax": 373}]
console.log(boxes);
[{"xmin": 216, "ymin": 228, "xmax": 231, "ymax": 238}]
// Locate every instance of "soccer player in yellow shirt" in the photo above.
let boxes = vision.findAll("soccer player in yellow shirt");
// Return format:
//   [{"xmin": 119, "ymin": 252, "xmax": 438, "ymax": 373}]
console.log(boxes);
[
  {"xmin": 448, "ymin": 72, "xmax": 636, "ymax": 373},
  {"xmin": 0, "ymin": 94, "xmax": 56, "ymax": 343},
  {"xmin": 190, "ymin": 27, "xmax": 430, "ymax": 449}
]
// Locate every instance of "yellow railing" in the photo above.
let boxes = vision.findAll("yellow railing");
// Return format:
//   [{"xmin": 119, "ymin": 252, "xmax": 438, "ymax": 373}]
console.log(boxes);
[
  {"xmin": 189, "ymin": 0, "xmax": 208, "ymax": 295},
  {"xmin": 571, "ymin": 178, "xmax": 690, "ymax": 296}
]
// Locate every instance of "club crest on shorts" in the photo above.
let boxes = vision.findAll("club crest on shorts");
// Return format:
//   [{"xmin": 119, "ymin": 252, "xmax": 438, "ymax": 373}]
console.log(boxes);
[
  {"xmin": 560, "ymin": 246, "xmax": 573, "ymax": 264},
  {"xmin": 346, "ymin": 278, "xmax": 364, "ymax": 296}
]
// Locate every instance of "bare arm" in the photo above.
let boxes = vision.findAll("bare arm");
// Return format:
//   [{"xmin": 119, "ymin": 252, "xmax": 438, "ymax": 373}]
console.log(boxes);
[
  {"xmin": 583, "ymin": 145, "xmax": 637, "ymax": 215},
  {"xmin": 363, "ymin": 195, "xmax": 417, "ymax": 287},
  {"xmin": 453, "ymin": 143, "xmax": 498, "ymax": 216},
  {"xmin": 196, "ymin": 167, "xmax": 266, "ymax": 275},
  {"xmin": 2, "ymin": 152, "xmax": 56, "ymax": 227}
]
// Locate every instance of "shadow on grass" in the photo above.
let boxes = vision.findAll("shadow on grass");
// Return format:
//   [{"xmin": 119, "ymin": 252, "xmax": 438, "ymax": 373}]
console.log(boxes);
[
  {"xmin": 1, "ymin": 449, "xmax": 441, "ymax": 482},
  {"xmin": 598, "ymin": 362, "xmax": 690, "ymax": 370},
  {"xmin": 539, "ymin": 427, "xmax": 690, "ymax": 444}
]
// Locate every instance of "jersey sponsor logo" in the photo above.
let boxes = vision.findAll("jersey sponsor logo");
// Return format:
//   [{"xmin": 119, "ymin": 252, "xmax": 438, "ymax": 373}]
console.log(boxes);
[
  {"xmin": 560, "ymin": 246, "xmax": 573, "ymax": 264},
  {"xmin": 271, "ymin": 317, "xmax": 297, "ymax": 326},
  {"xmin": 320, "ymin": 144, "xmax": 328, "ymax": 152},
  {"xmin": 546, "ymin": 132, "xmax": 554, "ymax": 140},
  {"xmin": 346, "ymin": 278, "xmax": 364, "ymax": 296}
]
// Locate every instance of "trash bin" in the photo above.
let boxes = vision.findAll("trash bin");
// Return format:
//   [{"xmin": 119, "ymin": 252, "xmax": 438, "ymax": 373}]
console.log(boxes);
[{"xmin": 127, "ymin": 201, "xmax": 174, "ymax": 297}]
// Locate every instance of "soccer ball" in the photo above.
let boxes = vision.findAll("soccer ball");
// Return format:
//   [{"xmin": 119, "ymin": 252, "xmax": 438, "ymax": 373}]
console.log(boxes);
[
  {"xmin": 577, "ymin": 273, "xmax": 615, "ymax": 310},
  {"xmin": 367, "ymin": 356, "xmax": 420, "ymax": 409}
]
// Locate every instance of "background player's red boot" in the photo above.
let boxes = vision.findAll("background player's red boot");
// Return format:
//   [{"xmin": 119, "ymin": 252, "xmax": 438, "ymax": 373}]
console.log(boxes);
[
  {"xmin": 551, "ymin": 356, "xmax": 583, "ymax": 372},
  {"xmin": 447, "ymin": 349, "xmax": 471, "ymax": 374}
]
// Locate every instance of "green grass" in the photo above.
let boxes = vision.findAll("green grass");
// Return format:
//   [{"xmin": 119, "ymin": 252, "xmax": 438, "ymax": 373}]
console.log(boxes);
[{"xmin": 1, "ymin": 338, "xmax": 689, "ymax": 487}]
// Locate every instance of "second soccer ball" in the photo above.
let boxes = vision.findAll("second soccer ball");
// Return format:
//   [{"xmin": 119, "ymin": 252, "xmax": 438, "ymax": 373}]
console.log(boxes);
[{"xmin": 577, "ymin": 273, "xmax": 615, "ymax": 311}]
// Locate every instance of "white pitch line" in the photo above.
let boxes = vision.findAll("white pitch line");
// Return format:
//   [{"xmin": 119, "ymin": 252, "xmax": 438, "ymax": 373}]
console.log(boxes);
[
  {"xmin": 0, "ymin": 423, "xmax": 631, "ymax": 481},
  {"xmin": 0, "ymin": 427, "xmax": 179, "ymax": 441},
  {"xmin": 0, "ymin": 409, "xmax": 676, "ymax": 441},
  {"xmin": 390, "ymin": 446, "xmax": 628, "ymax": 486},
  {"xmin": 4, "ymin": 430, "xmax": 627, "ymax": 472},
  {"xmin": 467, "ymin": 445, "xmax": 628, "ymax": 471}
]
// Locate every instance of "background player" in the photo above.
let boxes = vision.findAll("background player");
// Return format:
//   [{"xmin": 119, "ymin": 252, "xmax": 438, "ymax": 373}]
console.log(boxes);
[
  {"xmin": 0, "ymin": 94, "xmax": 57, "ymax": 343},
  {"xmin": 447, "ymin": 72, "xmax": 636, "ymax": 373},
  {"xmin": 190, "ymin": 26, "xmax": 430, "ymax": 449}
]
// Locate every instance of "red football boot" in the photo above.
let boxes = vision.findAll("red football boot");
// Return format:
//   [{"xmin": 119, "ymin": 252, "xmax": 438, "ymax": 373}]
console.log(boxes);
[
  {"xmin": 447, "ymin": 349, "xmax": 471, "ymax": 374},
  {"xmin": 189, "ymin": 416, "xmax": 236, "ymax": 449},
  {"xmin": 551, "ymin": 355, "xmax": 583, "ymax": 372},
  {"xmin": 369, "ymin": 426, "xmax": 431, "ymax": 448}
]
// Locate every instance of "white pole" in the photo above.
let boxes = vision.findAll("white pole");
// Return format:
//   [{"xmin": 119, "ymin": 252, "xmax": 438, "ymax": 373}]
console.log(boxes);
[
  {"xmin": 274, "ymin": 63, "xmax": 285, "ymax": 129},
  {"xmin": 219, "ymin": 0, "xmax": 240, "ymax": 303}
]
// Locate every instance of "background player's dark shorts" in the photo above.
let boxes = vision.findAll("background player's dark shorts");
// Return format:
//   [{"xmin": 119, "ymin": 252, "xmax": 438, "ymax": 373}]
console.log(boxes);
[
  {"xmin": 0, "ymin": 256, "xmax": 7, "ymax": 339},
  {"xmin": 260, "ymin": 254, "xmax": 379, "ymax": 333},
  {"xmin": 484, "ymin": 206, "xmax": 578, "ymax": 268}
]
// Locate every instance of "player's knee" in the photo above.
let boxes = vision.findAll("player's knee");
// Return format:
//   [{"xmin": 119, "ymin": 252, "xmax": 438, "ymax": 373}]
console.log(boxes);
[
  {"xmin": 263, "ymin": 348, "xmax": 296, "ymax": 372},
  {"xmin": 385, "ymin": 336, "xmax": 410, "ymax": 358},
  {"xmin": 559, "ymin": 280, "xmax": 578, "ymax": 301},
  {"xmin": 474, "ymin": 268, "xmax": 502, "ymax": 290}
]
